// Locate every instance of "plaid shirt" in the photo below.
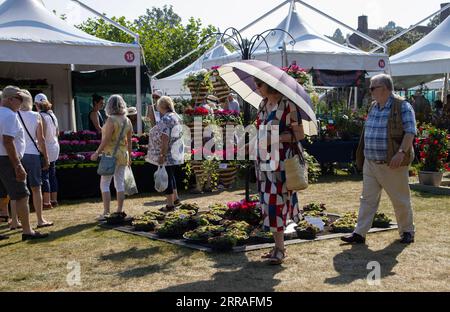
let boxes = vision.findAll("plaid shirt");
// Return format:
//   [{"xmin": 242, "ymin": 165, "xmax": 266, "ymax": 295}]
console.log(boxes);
[{"xmin": 364, "ymin": 95, "xmax": 417, "ymax": 161}]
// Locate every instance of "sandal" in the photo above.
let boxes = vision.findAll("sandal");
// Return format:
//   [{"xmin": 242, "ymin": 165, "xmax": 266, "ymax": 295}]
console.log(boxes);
[
  {"xmin": 268, "ymin": 247, "xmax": 286, "ymax": 265},
  {"xmin": 261, "ymin": 247, "xmax": 276, "ymax": 259},
  {"xmin": 37, "ymin": 221, "xmax": 54, "ymax": 228},
  {"xmin": 50, "ymin": 201, "xmax": 58, "ymax": 207},
  {"xmin": 159, "ymin": 205, "xmax": 175, "ymax": 212}
]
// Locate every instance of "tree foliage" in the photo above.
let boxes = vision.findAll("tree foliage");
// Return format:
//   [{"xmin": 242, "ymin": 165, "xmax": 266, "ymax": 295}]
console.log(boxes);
[
  {"xmin": 329, "ymin": 28, "xmax": 345, "ymax": 44},
  {"xmin": 76, "ymin": 5, "xmax": 217, "ymax": 78}
]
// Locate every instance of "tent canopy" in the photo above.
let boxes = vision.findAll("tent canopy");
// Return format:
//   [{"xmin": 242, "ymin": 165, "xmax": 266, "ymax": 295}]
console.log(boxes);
[
  {"xmin": 0, "ymin": 0, "xmax": 140, "ymax": 67},
  {"xmin": 154, "ymin": 1, "xmax": 389, "ymax": 96},
  {"xmin": 249, "ymin": 7, "xmax": 389, "ymax": 71},
  {"xmin": 390, "ymin": 16, "xmax": 450, "ymax": 88},
  {"xmin": 0, "ymin": 0, "xmax": 142, "ymax": 131}
]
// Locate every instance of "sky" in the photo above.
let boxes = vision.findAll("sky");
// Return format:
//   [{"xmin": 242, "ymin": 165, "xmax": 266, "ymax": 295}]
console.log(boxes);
[{"xmin": 2, "ymin": 0, "xmax": 448, "ymax": 38}]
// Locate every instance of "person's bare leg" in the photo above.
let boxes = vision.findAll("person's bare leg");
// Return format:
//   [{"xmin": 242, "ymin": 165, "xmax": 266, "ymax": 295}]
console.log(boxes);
[
  {"xmin": 0, "ymin": 198, "xmax": 9, "ymax": 218},
  {"xmin": 50, "ymin": 192, "xmax": 58, "ymax": 204},
  {"xmin": 43, "ymin": 192, "xmax": 51, "ymax": 206},
  {"xmin": 166, "ymin": 194, "xmax": 174, "ymax": 207},
  {"xmin": 101, "ymin": 192, "xmax": 111, "ymax": 215},
  {"xmin": 174, "ymin": 189, "xmax": 179, "ymax": 200},
  {"xmin": 9, "ymin": 200, "xmax": 21, "ymax": 228},
  {"xmin": 116, "ymin": 191, "xmax": 125, "ymax": 213},
  {"xmin": 15, "ymin": 197, "xmax": 34, "ymax": 235},
  {"xmin": 32, "ymin": 186, "xmax": 50, "ymax": 225}
]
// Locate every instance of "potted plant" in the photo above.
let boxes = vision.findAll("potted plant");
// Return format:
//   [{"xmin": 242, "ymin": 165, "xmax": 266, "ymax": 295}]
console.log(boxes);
[
  {"xmin": 209, "ymin": 66, "xmax": 230, "ymax": 103},
  {"xmin": 182, "ymin": 69, "xmax": 213, "ymax": 104},
  {"xmin": 132, "ymin": 216, "xmax": 159, "ymax": 232},
  {"xmin": 295, "ymin": 220, "xmax": 320, "ymax": 239},
  {"xmin": 415, "ymin": 124, "xmax": 450, "ymax": 186},
  {"xmin": 372, "ymin": 212, "xmax": 391, "ymax": 228},
  {"xmin": 330, "ymin": 212, "xmax": 358, "ymax": 233}
]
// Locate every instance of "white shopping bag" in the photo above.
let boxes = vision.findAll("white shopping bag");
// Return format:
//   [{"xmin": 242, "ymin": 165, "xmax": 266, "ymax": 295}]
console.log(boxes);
[
  {"xmin": 124, "ymin": 166, "xmax": 138, "ymax": 195},
  {"xmin": 154, "ymin": 166, "xmax": 168, "ymax": 193}
]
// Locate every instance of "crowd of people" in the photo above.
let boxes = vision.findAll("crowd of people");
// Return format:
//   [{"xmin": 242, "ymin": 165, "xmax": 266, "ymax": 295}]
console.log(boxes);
[{"xmin": 0, "ymin": 73, "xmax": 428, "ymax": 265}]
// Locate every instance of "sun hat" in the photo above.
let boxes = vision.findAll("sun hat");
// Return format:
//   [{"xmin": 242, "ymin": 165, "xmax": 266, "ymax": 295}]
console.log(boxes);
[{"xmin": 126, "ymin": 107, "xmax": 137, "ymax": 116}]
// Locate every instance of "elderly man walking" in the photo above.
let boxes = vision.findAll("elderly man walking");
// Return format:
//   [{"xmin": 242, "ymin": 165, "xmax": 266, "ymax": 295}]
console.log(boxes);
[
  {"xmin": 342, "ymin": 74, "xmax": 416, "ymax": 245},
  {"xmin": 0, "ymin": 86, "xmax": 49, "ymax": 241}
]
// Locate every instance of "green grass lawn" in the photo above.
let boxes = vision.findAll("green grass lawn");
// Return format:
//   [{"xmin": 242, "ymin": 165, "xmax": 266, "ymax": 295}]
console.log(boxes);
[{"xmin": 0, "ymin": 174, "xmax": 449, "ymax": 291}]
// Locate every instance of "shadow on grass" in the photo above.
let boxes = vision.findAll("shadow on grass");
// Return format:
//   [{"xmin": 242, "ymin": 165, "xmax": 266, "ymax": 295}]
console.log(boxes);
[
  {"xmin": 117, "ymin": 248, "xmax": 192, "ymax": 279},
  {"xmin": 156, "ymin": 251, "xmax": 285, "ymax": 292},
  {"xmin": 324, "ymin": 241, "xmax": 407, "ymax": 285},
  {"xmin": 100, "ymin": 246, "xmax": 161, "ymax": 262},
  {"xmin": 26, "ymin": 222, "xmax": 98, "ymax": 244}
]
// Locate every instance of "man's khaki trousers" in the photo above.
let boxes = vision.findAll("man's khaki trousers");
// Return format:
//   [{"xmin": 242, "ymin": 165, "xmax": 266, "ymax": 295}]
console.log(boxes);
[{"xmin": 354, "ymin": 160, "xmax": 415, "ymax": 237}]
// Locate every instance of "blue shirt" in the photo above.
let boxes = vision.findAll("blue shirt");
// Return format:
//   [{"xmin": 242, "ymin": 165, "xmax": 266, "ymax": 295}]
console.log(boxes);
[
  {"xmin": 364, "ymin": 95, "xmax": 416, "ymax": 161},
  {"xmin": 228, "ymin": 99, "xmax": 240, "ymax": 112}
]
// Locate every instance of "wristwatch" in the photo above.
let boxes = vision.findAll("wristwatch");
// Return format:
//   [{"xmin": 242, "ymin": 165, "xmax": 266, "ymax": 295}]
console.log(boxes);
[{"xmin": 398, "ymin": 148, "xmax": 406, "ymax": 154}]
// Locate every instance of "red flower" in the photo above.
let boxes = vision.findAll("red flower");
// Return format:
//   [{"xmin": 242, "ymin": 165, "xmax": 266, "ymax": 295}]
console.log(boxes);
[{"xmin": 433, "ymin": 140, "xmax": 439, "ymax": 145}]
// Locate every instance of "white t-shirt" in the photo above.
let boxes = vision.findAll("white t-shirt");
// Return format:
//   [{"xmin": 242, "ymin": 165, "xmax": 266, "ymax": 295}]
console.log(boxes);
[
  {"xmin": 18, "ymin": 111, "xmax": 40, "ymax": 155},
  {"xmin": 0, "ymin": 106, "xmax": 26, "ymax": 159},
  {"xmin": 40, "ymin": 111, "xmax": 60, "ymax": 162}
]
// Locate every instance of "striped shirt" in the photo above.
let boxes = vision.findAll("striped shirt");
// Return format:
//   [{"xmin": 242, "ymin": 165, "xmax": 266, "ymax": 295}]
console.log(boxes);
[{"xmin": 364, "ymin": 95, "xmax": 416, "ymax": 161}]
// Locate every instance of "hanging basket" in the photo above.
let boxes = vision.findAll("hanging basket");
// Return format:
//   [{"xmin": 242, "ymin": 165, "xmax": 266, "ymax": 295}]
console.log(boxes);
[
  {"xmin": 188, "ymin": 82, "xmax": 209, "ymax": 104},
  {"xmin": 212, "ymin": 77, "xmax": 230, "ymax": 103}
]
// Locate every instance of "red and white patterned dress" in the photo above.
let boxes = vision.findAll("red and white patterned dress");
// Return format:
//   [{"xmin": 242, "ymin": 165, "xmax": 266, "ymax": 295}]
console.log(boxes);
[{"xmin": 256, "ymin": 97, "xmax": 302, "ymax": 233}]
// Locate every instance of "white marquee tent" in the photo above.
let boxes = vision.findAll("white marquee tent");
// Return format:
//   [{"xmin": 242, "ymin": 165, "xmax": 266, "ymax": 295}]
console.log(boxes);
[
  {"xmin": 390, "ymin": 16, "xmax": 450, "ymax": 89},
  {"xmin": 154, "ymin": 0, "xmax": 390, "ymax": 97},
  {"xmin": 0, "ymin": 0, "xmax": 141, "ymax": 131},
  {"xmin": 248, "ymin": 5, "xmax": 389, "ymax": 71}
]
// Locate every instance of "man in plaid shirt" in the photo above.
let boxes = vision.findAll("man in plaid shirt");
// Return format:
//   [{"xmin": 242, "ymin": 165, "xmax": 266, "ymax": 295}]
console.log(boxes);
[{"xmin": 342, "ymin": 74, "xmax": 416, "ymax": 245}]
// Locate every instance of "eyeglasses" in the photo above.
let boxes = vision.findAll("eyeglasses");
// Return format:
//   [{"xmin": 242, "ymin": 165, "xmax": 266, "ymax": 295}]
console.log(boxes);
[{"xmin": 370, "ymin": 86, "xmax": 383, "ymax": 92}]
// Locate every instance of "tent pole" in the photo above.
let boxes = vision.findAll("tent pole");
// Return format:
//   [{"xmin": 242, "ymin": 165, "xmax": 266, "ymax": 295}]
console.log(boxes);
[
  {"xmin": 67, "ymin": 64, "xmax": 76, "ymax": 131},
  {"xmin": 444, "ymin": 73, "xmax": 449, "ymax": 106},
  {"xmin": 239, "ymin": 0, "xmax": 291, "ymax": 33},
  {"xmin": 354, "ymin": 87, "xmax": 358, "ymax": 110},
  {"xmin": 136, "ymin": 64, "xmax": 142, "ymax": 135}
]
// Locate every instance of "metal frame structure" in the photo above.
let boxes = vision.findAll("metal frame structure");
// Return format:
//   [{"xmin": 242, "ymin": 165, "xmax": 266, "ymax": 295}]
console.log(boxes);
[{"xmin": 70, "ymin": 0, "xmax": 144, "ymax": 134}]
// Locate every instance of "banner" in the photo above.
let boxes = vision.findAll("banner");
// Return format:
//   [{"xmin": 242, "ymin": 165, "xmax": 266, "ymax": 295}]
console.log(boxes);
[{"xmin": 311, "ymin": 69, "xmax": 366, "ymax": 87}]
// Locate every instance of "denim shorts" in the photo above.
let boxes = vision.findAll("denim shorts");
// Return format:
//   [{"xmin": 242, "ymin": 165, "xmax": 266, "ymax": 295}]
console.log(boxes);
[
  {"xmin": 22, "ymin": 154, "xmax": 42, "ymax": 187},
  {"xmin": 0, "ymin": 156, "xmax": 30, "ymax": 200}
]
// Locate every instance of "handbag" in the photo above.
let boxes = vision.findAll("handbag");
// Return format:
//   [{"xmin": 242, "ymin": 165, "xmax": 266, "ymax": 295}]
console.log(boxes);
[
  {"xmin": 285, "ymin": 128, "xmax": 308, "ymax": 191},
  {"xmin": 97, "ymin": 120, "xmax": 127, "ymax": 176},
  {"xmin": 17, "ymin": 111, "xmax": 46, "ymax": 168}
]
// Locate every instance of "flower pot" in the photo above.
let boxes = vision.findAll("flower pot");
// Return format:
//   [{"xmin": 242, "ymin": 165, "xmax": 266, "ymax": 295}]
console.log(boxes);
[
  {"xmin": 295, "ymin": 228, "xmax": 317, "ymax": 240},
  {"xmin": 188, "ymin": 82, "xmax": 209, "ymax": 104},
  {"xmin": 418, "ymin": 171, "xmax": 443, "ymax": 187}
]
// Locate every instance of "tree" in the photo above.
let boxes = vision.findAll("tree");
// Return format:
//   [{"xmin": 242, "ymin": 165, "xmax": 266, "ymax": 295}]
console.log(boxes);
[
  {"xmin": 76, "ymin": 5, "xmax": 217, "ymax": 78},
  {"xmin": 427, "ymin": 14, "xmax": 441, "ymax": 28},
  {"xmin": 329, "ymin": 28, "xmax": 345, "ymax": 44}
]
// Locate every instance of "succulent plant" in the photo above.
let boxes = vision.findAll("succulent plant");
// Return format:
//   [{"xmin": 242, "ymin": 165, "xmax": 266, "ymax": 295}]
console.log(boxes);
[
  {"xmin": 372, "ymin": 212, "xmax": 391, "ymax": 228},
  {"xmin": 330, "ymin": 212, "xmax": 358, "ymax": 233},
  {"xmin": 303, "ymin": 202, "xmax": 326, "ymax": 213},
  {"xmin": 183, "ymin": 225, "xmax": 225, "ymax": 242},
  {"xmin": 179, "ymin": 203, "xmax": 200, "ymax": 213},
  {"xmin": 105, "ymin": 212, "xmax": 129, "ymax": 225},
  {"xmin": 208, "ymin": 235, "xmax": 237, "ymax": 251},
  {"xmin": 224, "ymin": 229, "xmax": 249, "ymax": 244},
  {"xmin": 132, "ymin": 219, "xmax": 159, "ymax": 232},
  {"xmin": 223, "ymin": 220, "xmax": 253, "ymax": 234},
  {"xmin": 208, "ymin": 203, "xmax": 228, "ymax": 217},
  {"xmin": 295, "ymin": 220, "xmax": 319, "ymax": 239},
  {"xmin": 143, "ymin": 210, "xmax": 166, "ymax": 221},
  {"xmin": 156, "ymin": 210, "xmax": 197, "ymax": 238}
]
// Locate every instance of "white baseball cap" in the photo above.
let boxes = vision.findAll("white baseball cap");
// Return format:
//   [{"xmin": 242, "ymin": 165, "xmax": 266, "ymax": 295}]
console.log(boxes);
[{"xmin": 34, "ymin": 93, "xmax": 48, "ymax": 104}]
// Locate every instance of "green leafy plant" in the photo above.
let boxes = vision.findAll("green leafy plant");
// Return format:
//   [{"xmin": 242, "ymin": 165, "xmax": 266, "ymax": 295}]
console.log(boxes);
[
  {"xmin": 304, "ymin": 151, "xmax": 322, "ymax": 183},
  {"xmin": 330, "ymin": 212, "xmax": 358, "ymax": 233},
  {"xmin": 295, "ymin": 220, "xmax": 320, "ymax": 239},
  {"xmin": 132, "ymin": 216, "xmax": 159, "ymax": 232},
  {"xmin": 208, "ymin": 235, "xmax": 237, "ymax": 252},
  {"xmin": 372, "ymin": 212, "xmax": 391, "ymax": 228}
]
